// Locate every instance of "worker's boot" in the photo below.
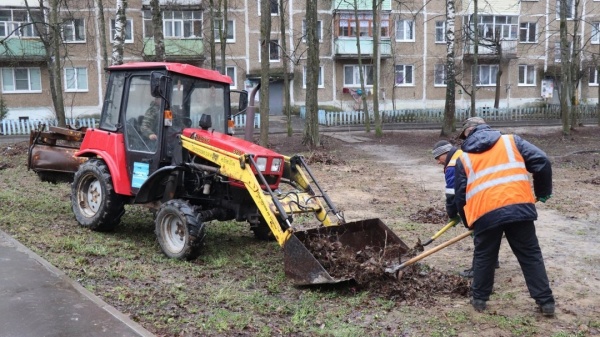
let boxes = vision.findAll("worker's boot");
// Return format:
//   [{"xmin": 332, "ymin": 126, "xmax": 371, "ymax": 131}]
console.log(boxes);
[
  {"xmin": 539, "ymin": 302, "xmax": 555, "ymax": 317},
  {"xmin": 459, "ymin": 267, "xmax": 473, "ymax": 278},
  {"xmin": 470, "ymin": 298, "xmax": 487, "ymax": 312}
]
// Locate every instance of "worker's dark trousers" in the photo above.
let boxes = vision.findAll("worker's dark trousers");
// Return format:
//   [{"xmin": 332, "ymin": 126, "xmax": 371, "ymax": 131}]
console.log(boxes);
[{"xmin": 471, "ymin": 220, "xmax": 554, "ymax": 305}]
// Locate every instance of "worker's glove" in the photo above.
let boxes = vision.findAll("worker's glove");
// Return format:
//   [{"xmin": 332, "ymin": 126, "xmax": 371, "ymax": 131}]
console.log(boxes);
[
  {"xmin": 449, "ymin": 216, "xmax": 461, "ymax": 226},
  {"xmin": 536, "ymin": 195, "xmax": 552, "ymax": 203}
]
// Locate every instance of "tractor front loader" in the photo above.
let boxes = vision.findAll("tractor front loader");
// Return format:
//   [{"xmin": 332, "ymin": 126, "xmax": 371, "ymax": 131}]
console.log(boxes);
[{"xmin": 27, "ymin": 62, "xmax": 409, "ymax": 285}]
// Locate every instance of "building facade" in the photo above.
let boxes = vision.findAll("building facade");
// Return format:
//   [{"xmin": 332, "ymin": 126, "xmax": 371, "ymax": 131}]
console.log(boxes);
[{"xmin": 1, "ymin": 0, "xmax": 600, "ymax": 120}]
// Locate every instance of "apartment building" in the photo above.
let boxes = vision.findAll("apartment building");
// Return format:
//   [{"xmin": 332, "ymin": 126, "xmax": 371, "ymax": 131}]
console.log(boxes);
[{"xmin": 1, "ymin": 0, "xmax": 600, "ymax": 120}]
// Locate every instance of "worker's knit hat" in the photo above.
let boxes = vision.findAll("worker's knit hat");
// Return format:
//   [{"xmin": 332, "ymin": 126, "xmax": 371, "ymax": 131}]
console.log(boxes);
[
  {"xmin": 459, "ymin": 117, "xmax": 486, "ymax": 139},
  {"xmin": 432, "ymin": 140, "xmax": 452, "ymax": 159}
]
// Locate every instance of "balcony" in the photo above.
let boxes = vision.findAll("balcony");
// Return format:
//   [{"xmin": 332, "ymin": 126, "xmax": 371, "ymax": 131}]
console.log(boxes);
[
  {"xmin": 143, "ymin": 38, "xmax": 204, "ymax": 62},
  {"xmin": 463, "ymin": 40, "xmax": 517, "ymax": 62},
  {"xmin": 334, "ymin": 38, "xmax": 392, "ymax": 59},
  {"xmin": 0, "ymin": 38, "xmax": 46, "ymax": 62},
  {"xmin": 334, "ymin": 0, "xmax": 391, "ymax": 11}
]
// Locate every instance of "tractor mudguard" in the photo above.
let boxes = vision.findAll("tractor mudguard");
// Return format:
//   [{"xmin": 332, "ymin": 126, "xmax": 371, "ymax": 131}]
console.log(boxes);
[{"xmin": 134, "ymin": 165, "xmax": 184, "ymax": 204}]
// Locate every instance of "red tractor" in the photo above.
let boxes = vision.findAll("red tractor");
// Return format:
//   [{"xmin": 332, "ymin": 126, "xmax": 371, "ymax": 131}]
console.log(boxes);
[{"xmin": 28, "ymin": 62, "xmax": 407, "ymax": 285}]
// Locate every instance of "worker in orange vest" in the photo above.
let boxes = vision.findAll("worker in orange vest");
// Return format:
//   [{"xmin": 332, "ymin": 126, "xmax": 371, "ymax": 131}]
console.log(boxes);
[{"xmin": 454, "ymin": 117, "xmax": 555, "ymax": 316}]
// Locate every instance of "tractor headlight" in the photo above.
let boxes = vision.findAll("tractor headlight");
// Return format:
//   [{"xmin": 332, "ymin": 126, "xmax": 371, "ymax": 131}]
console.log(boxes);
[
  {"xmin": 256, "ymin": 157, "xmax": 267, "ymax": 171},
  {"xmin": 271, "ymin": 158, "xmax": 282, "ymax": 172}
]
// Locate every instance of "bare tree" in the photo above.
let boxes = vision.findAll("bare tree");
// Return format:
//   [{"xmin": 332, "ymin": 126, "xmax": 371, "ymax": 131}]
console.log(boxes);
[
  {"xmin": 441, "ymin": 0, "xmax": 456, "ymax": 136},
  {"xmin": 303, "ymin": 0, "xmax": 320, "ymax": 148},
  {"xmin": 96, "ymin": 0, "xmax": 109, "ymax": 69},
  {"xmin": 372, "ymin": 0, "xmax": 382, "ymax": 136},
  {"xmin": 23, "ymin": 0, "xmax": 66, "ymax": 126},
  {"xmin": 279, "ymin": 0, "xmax": 293, "ymax": 136},
  {"xmin": 259, "ymin": 0, "xmax": 272, "ymax": 147}
]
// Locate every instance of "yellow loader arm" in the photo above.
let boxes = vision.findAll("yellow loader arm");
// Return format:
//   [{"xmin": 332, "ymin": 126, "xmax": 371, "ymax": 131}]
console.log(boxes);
[{"xmin": 180, "ymin": 135, "xmax": 342, "ymax": 247}]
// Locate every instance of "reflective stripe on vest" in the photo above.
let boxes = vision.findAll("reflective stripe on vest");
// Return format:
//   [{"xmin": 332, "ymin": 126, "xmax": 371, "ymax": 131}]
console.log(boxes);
[{"xmin": 461, "ymin": 135, "xmax": 535, "ymax": 226}]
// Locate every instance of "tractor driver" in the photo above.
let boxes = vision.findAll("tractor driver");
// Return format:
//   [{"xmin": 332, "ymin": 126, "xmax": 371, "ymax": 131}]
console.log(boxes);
[{"xmin": 140, "ymin": 96, "xmax": 162, "ymax": 142}]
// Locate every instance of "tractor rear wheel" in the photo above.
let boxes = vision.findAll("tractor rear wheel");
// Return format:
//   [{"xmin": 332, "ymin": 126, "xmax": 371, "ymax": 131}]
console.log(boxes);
[
  {"xmin": 72, "ymin": 159, "xmax": 125, "ymax": 232},
  {"xmin": 155, "ymin": 200, "xmax": 206, "ymax": 260}
]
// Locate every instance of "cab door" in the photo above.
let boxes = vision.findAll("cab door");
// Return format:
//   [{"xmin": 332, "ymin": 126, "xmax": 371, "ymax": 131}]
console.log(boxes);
[{"xmin": 122, "ymin": 74, "xmax": 163, "ymax": 194}]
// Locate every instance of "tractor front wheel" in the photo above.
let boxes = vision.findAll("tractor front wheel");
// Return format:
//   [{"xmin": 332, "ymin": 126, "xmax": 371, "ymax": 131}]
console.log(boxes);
[
  {"xmin": 71, "ymin": 159, "xmax": 125, "ymax": 231},
  {"xmin": 155, "ymin": 200, "xmax": 206, "ymax": 260}
]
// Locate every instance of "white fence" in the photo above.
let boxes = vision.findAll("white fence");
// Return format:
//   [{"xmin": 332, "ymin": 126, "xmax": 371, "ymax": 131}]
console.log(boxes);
[
  {"xmin": 301, "ymin": 105, "xmax": 599, "ymax": 127},
  {"xmin": 0, "ymin": 114, "xmax": 260, "ymax": 136},
  {"xmin": 0, "ymin": 118, "xmax": 97, "ymax": 136}
]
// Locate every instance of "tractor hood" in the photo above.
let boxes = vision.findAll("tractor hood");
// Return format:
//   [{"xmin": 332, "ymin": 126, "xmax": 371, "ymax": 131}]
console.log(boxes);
[{"xmin": 181, "ymin": 128, "xmax": 284, "ymax": 158}]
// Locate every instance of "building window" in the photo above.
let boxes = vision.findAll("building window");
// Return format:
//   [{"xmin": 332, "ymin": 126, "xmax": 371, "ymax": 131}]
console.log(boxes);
[
  {"xmin": 214, "ymin": 19, "xmax": 235, "ymax": 42},
  {"xmin": 0, "ymin": 9, "xmax": 43, "ymax": 38},
  {"xmin": 343, "ymin": 65, "xmax": 373, "ymax": 87},
  {"xmin": 470, "ymin": 15, "xmax": 518, "ymax": 40},
  {"xmin": 518, "ymin": 65, "xmax": 535, "ymax": 86},
  {"xmin": 1, "ymin": 68, "xmax": 42, "ymax": 93},
  {"xmin": 303, "ymin": 66, "xmax": 324, "ymax": 88},
  {"xmin": 589, "ymin": 67, "xmax": 599, "ymax": 85},
  {"xmin": 476, "ymin": 65, "xmax": 498, "ymax": 86},
  {"xmin": 434, "ymin": 64, "xmax": 447, "ymax": 86},
  {"xmin": 258, "ymin": 40, "xmax": 280, "ymax": 62},
  {"xmin": 395, "ymin": 65, "xmax": 414, "ymax": 85},
  {"xmin": 302, "ymin": 20, "xmax": 323, "ymax": 42},
  {"xmin": 110, "ymin": 18, "xmax": 133, "ymax": 43},
  {"xmin": 65, "ymin": 67, "xmax": 89, "ymax": 92},
  {"xmin": 556, "ymin": 0, "xmax": 574, "ymax": 19},
  {"xmin": 62, "ymin": 19, "xmax": 85, "ymax": 42},
  {"xmin": 435, "ymin": 21, "xmax": 446, "ymax": 43},
  {"xmin": 216, "ymin": 66, "xmax": 237, "ymax": 88},
  {"xmin": 337, "ymin": 13, "xmax": 391, "ymax": 38},
  {"xmin": 555, "ymin": 41, "xmax": 572, "ymax": 62},
  {"xmin": 593, "ymin": 22, "xmax": 600, "ymax": 44},
  {"xmin": 396, "ymin": 20, "xmax": 414, "ymax": 41},
  {"xmin": 143, "ymin": 10, "xmax": 202, "ymax": 38},
  {"xmin": 258, "ymin": 0, "xmax": 279, "ymax": 16},
  {"xmin": 519, "ymin": 22, "xmax": 536, "ymax": 43}
]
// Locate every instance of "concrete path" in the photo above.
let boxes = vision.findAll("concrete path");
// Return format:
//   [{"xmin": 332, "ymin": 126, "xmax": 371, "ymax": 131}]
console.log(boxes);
[{"xmin": 0, "ymin": 230, "xmax": 155, "ymax": 337}]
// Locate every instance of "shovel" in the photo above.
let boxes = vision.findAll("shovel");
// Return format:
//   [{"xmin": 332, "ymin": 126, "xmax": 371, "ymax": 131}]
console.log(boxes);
[
  {"xmin": 421, "ymin": 218, "xmax": 461, "ymax": 246},
  {"xmin": 385, "ymin": 230, "xmax": 473, "ymax": 277}
]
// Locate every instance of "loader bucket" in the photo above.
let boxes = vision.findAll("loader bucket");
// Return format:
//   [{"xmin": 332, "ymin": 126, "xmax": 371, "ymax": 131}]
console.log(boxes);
[{"xmin": 283, "ymin": 218, "xmax": 410, "ymax": 285}]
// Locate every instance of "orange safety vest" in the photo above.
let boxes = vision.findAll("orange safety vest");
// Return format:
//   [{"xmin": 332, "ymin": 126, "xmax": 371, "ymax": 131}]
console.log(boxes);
[{"xmin": 460, "ymin": 135, "xmax": 535, "ymax": 227}]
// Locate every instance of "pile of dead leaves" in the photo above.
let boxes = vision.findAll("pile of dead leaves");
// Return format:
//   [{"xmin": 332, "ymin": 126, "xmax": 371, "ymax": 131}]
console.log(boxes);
[
  {"xmin": 305, "ymin": 151, "xmax": 345, "ymax": 165},
  {"xmin": 409, "ymin": 207, "xmax": 448, "ymax": 224},
  {"xmin": 303, "ymin": 234, "xmax": 469, "ymax": 305}
]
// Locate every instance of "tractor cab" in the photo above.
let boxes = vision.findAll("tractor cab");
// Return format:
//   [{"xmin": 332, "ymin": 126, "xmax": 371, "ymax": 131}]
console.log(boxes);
[{"xmin": 96, "ymin": 62, "xmax": 246, "ymax": 193}]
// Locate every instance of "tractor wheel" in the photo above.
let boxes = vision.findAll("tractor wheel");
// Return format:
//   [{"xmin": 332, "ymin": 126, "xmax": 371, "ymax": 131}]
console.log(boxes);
[
  {"xmin": 71, "ymin": 159, "xmax": 125, "ymax": 232},
  {"xmin": 155, "ymin": 200, "xmax": 206, "ymax": 260},
  {"xmin": 251, "ymin": 218, "xmax": 275, "ymax": 241}
]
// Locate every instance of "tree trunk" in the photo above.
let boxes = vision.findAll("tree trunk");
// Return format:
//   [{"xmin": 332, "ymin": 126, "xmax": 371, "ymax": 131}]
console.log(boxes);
[
  {"xmin": 220, "ymin": 0, "xmax": 227, "ymax": 73},
  {"xmin": 111, "ymin": 0, "xmax": 127, "ymax": 65},
  {"xmin": 150, "ymin": 0, "xmax": 165, "ymax": 61},
  {"xmin": 259, "ymin": 0, "xmax": 272, "ymax": 147},
  {"xmin": 303, "ymin": 0, "xmax": 320, "ymax": 148},
  {"xmin": 372, "ymin": 0, "xmax": 381, "ymax": 136},
  {"xmin": 470, "ymin": 0, "xmax": 478, "ymax": 117},
  {"xmin": 280, "ymin": 0, "xmax": 292, "ymax": 136},
  {"xmin": 353, "ymin": 0, "xmax": 370, "ymax": 132},
  {"xmin": 441, "ymin": 0, "xmax": 456, "ymax": 136},
  {"xmin": 96, "ymin": 0, "xmax": 109, "ymax": 70},
  {"xmin": 559, "ymin": 0, "xmax": 570, "ymax": 136}
]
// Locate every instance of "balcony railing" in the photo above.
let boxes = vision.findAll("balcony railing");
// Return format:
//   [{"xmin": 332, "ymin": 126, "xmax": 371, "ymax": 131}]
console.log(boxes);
[
  {"xmin": 0, "ymin": 38, "xmax": 46, "ymax": 61},
  {"xmin": 463, "ymin": 40, "xmax": 517, "ymax": 60},
  {"xmin": 143, "ymin": 38, "xmax": 204, "ymax": 61},
  {"xmin": 334, "ymin": 38, "xmax": 391, "ymax": 59}
]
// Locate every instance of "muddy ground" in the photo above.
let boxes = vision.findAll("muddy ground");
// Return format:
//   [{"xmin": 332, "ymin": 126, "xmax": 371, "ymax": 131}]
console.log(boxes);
[{"xmin": 1, "ymin": 124, "xmax": 599, "ymax": 336}]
